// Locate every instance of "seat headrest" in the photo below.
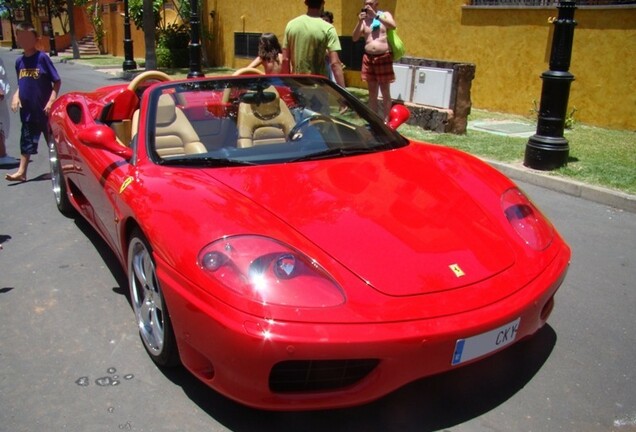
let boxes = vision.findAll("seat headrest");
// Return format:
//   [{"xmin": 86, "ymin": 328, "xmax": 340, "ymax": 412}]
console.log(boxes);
[
  {"xmin": 246, "ymin": 87, "xmax": 282, "ymax": 120},
  {"xmin": 156, "ymin": 94, "xmax": 177, "ymax": 125}
]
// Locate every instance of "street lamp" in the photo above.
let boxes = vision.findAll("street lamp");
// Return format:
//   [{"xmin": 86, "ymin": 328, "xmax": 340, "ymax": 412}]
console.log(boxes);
[
  {"xmin": 122, "ymin": 0, "xmax": 137, "ymax": 71},
  {"xmin": 524, "ymin": 0, "xmax": 577, "ymax": 171},
  {"xmin": 8, "ymin": 11, "xmax": 17, "ymax": 50},
  {"xmin": 45, "ymin": 0, "xmax": 57, "ymax": 56},
  {"xmin": 187, "ymin": 0, "xmax": 204, "ymax": 78}
]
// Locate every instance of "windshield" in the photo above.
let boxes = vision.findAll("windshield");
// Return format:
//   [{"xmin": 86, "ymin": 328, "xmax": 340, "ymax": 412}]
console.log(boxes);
[{"xmin": 144, "ymin": 76, "xmax": 408, "ymax": 166}]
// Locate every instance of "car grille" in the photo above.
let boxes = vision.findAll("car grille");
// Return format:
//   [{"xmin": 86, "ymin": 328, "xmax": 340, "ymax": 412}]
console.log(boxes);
[{"xmin": 269, "ymin": 359, "xmax": 379, "ymax": 393}]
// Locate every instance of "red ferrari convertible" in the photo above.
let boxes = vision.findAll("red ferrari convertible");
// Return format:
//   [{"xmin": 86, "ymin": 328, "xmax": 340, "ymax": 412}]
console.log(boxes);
[{"xmin": 48, "ymin": 70, "xmax": 570, "ymax": 410}]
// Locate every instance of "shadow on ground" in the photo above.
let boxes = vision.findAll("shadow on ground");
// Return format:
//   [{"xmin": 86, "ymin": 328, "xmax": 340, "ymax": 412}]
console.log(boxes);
[
  {"xmin": 163, "ymin": 325, "xmax": 556, "ymax": 432},
  {"xmin": 73, "ymin": 215, "xmax": 129, "ymax": 294}
]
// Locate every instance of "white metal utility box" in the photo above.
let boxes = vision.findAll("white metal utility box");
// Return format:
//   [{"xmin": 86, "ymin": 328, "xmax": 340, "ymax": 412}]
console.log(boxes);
[
  {"xmin": 390, "ymin": 64, "xmax": 454, "ymax": 109},
  {"xmin": 388, "ymin": 57, "xmax": 476, "ymax": 134},
  {"xmin": 390, "ymin": 64, "xmax": 413, "ymax": 102}
]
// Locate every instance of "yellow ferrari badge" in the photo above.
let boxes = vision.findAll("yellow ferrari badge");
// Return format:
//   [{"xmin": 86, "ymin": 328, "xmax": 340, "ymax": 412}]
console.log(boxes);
[
  {"xmin": 119, "ymin": 176, "xmax": 133, "ymax": 194},
  {"xmin": 449, "ymin": 264, "xmax": 465, "ymax": 278}
]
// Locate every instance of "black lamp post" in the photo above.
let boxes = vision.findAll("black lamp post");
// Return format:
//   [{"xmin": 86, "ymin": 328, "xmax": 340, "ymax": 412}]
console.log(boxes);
[
  {"xmin": 122, "ymin": 0, "xmax": 137, "ymax": 71},
  {"xmin": 45, "ymin": 0, "xmax": 57, "ymax": 56},
  {"xmin": 187, "ymin": 0, "xmax": 204, "ymax": 78},
  {"xmin": 524, "ymin": 0, "xmax": 577, "ymax": 171},
  {"xmin": 8, "ymin": 12, "xmax": 17, "ymax": 50},
  {"xmin": 24, "ymin": 1, "xmax": 32, "ymax": 23}
]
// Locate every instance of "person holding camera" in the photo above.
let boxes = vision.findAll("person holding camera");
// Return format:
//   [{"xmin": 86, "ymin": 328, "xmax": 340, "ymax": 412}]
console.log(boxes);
[{"xmin": 353, "ymin": 0, "xmax": 396, "ymax": 122}]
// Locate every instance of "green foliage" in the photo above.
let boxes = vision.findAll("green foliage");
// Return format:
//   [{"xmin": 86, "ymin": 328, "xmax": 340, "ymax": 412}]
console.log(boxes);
[
  {"xmin": 531, "ymin": 99, "xmax": 577, "ymax": 130},
  {"xmin": 158, "ymin": 23, "xmax": 190, "ymax": 48},
  {"xmin": 564, "ymin": 107, "xmax": 577, "ymax": 129},
  {"xmin": 156, "ymin": 46, "xmax": 172, "ymax": 68},
  {"xmin": 172, "ymin": 0, "xmax": 192, "ymax": 23},
  {"xmin": 129, "ymin": 0, "xmax": 163, "ymax": 30},
  {"xmin": 85, "ymin": 0, "xmax": 105, "ymax": 53},
  {"xmin": 0, "ymin": 2, "xmax": 9, "ymax": 20},
  {"xmin": 157, "ymin": 24, "xmax": 190, "ymax": 68},
  {"xmin": 0, "ymin": 0, "xmax": 66, "ymax": 33}
]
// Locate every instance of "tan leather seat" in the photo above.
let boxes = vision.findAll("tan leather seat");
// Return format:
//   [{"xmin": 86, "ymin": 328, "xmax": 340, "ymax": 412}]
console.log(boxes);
[
  {"xmin": 236, "ymin": 87, "xmax": 295, "ymax": 148},
  {"xmin": 152, "ymin": 94, "xmax": 207, "ymax": 157},
  {"xmin": 131, "ymin": 109, "xmax": 140, "ymax": 138},
  {"xmin": 111, "ymin": 119, "xmax": 133, "ymax": 147}
]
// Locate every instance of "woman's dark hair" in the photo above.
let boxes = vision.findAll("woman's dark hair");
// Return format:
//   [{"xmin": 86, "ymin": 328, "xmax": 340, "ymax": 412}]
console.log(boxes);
[{"xmin": 258, "ymin": 33, "xmax": 282, "ymax": 63}]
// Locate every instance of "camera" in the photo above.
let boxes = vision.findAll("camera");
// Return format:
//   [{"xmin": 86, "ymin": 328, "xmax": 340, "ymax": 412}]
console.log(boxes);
[{"xmin": 361, "ymin": 7, "xmax": 368, "ymax": 12}]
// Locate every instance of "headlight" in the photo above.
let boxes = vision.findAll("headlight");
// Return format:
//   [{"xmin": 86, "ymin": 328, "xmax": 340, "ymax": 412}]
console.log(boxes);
[
  {"xmin": 502, "ymin": 188, "xmax": 554, "ymax": 251},
  {"xmin": 198, "ymin": 235, "xmax": 345, "ymax": 307}
]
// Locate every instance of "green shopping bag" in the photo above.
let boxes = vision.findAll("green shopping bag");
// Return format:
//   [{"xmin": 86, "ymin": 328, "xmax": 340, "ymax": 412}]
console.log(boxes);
[{"xmin": 387, "ymin": 28, "xmax": 405, "ymax": 61}]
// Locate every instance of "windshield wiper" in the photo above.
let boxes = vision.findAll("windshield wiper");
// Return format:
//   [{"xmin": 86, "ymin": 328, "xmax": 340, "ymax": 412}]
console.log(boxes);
[
  {"xmin": 159, "ymin": 157, "xmax": 255, "ymax": 167},
  {"xmin": 290, "ymin": 146, "xmax": 383, "ymax": 162}
]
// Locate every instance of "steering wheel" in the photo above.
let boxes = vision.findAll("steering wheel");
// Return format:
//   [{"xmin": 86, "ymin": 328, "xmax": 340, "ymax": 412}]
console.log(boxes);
[
  {"xmin": 288, "ymin": 114, "xmax": 335, "ymax": 141},
  {"xmin": 127, "ymin": 70, "xmax": 172, "ymax": 92},
  {"xmin": 222, "ymin": 67, "xmax": 266, "ymax": 104}
]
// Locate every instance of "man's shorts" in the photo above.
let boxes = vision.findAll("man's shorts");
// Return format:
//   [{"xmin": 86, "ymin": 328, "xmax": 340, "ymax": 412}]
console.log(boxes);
[
  {"xmin": 361, "ymin": 52, "xmax": 395, "ymax": 84},
  {"xmin": 20, "ymin": 121, "xmax": 48, "ymax": 155}
]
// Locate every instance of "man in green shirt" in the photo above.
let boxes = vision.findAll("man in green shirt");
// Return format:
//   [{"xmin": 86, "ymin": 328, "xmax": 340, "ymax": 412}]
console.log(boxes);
[{"xmin": 282, "ymin": 0, "xmax": 345, "ymax": 88}]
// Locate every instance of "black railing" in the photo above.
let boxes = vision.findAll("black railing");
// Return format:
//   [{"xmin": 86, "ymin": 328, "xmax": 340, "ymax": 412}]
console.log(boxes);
[{"xmin": 470, "ymin": 0, "xmax": 635, "ymax": 5}]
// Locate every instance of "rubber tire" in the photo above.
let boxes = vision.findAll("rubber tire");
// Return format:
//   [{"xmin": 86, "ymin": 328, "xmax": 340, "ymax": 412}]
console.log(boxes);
[
  {"xmin": 49, "ymin": 142, "xmax": 75, "ymax": 216},
  {"xmin": 127, "ymin": 229, "xmax": 180, "ymax": 367}
]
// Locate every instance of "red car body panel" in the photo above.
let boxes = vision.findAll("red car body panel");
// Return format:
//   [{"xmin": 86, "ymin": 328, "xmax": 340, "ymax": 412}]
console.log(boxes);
[
  {"xmin": 48, "ymin": 76, "xmax": 571, "ymax": 410},
  {"xmin": 159, "ymin": 248, "xmax": 567, "ymax": 410},
  {"xmin": 209, "ymin": 149, "xmax": 518, "ymax": 296}
]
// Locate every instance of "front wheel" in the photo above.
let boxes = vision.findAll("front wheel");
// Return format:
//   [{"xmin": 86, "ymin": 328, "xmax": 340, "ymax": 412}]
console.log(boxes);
[
  {"xmin": 49, "ymin": 142, "xmax": 75, "ymax": 216},
  {"xmin": 128, "ymin": 229, "xmax": 180, "ymax": 367}
]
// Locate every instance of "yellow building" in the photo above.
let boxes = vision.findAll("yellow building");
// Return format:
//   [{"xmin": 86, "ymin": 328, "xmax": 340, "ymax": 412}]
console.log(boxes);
[
  {"xmin": 91, "ymin": 0, "xmax": 635, "ymax": 130},
  {"xmin": 204, "ymin": 0, "xmax": 635, "ymax": 130}
]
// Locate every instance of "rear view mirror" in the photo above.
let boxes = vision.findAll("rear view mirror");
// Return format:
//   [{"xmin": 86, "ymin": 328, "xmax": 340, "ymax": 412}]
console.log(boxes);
[{"xmin": 240, "ymin": 91, "xmax": 277, "ymax": 105}]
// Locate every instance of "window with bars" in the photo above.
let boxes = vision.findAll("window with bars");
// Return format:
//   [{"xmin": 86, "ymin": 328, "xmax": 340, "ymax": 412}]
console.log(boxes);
[
  {"xmin": 234, "ymin": 32, "xmax": 261, "ymax": 58},
  {"xmin": 233, "ymin": 33, "xmax": 367, "ymax": 71}
]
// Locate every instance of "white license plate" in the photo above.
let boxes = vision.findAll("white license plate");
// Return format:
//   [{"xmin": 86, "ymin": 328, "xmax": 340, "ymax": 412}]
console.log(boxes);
[{"xmin": 451, "ymin": 318, "xmax": 521, "ymax": 366}]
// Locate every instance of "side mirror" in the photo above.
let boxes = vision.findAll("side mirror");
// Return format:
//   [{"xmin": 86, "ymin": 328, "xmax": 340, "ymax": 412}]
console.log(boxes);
[
  {"xmin": 77, "ymin": 125, "xmax": 133, "ymax": 159},
  {"xmin": 386, "ymin": 104, "xmax": 410, "ymax": 130}
]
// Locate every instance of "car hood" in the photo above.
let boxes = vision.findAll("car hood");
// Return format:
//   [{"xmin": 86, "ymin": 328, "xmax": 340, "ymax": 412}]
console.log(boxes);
[{"xmin": 207, "ymin": 148, "xmax": 515, "ymax": 296}]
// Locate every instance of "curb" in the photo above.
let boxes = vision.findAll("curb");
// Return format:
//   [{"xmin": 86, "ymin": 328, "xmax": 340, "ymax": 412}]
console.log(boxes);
[
  {"xmin": 487, "ymin": 160, "xmax": 636, "ymax": 214},
  {"xmin": 59, "ymin": 59, "xmax": 136, "ymax": 79}
]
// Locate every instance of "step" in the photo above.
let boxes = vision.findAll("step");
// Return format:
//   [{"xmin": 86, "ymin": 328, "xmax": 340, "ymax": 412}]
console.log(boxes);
[{"xmin": 57, "ymin": 34, "xmax": 100, "ymax": 56}]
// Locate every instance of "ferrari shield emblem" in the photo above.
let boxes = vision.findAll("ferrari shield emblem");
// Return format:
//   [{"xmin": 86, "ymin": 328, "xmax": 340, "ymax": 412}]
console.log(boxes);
[
  {"xmin": 449, "ymin": 264, "xmax": 465, "ymax": 278},
  {"xmin": 119, "ymin": 176, "xmax": 133, "ymax": 194}
]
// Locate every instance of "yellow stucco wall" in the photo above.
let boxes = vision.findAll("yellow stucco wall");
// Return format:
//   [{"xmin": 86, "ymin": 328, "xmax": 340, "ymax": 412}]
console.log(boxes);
[
  {"xmin": 205, "ymin": 1, "xmax": 635, "ymax": 130},
  {"xmin": 102, "ymin": 3, "xmax": 146, "ymax": 58}
]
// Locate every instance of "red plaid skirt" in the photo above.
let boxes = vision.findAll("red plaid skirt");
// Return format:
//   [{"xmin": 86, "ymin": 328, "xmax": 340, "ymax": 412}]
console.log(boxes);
[{"xmin": 361, "ymin": 52, "xmax": 395, "ymax": 84}]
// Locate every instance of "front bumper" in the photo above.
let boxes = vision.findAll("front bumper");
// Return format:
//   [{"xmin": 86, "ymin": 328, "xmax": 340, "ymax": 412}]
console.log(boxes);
[{"xmin": 157, "ymin": 247, "xmax": 569, "ymax": 411}]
